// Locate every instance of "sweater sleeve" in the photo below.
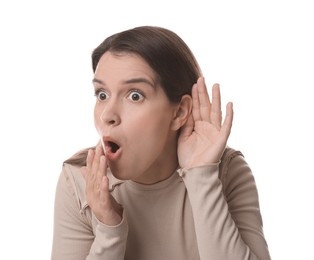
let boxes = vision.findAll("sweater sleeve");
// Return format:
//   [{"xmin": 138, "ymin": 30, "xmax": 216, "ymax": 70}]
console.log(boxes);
[
  {"xmin": 180, "ymin": 152, "xmax": 271, "ymax": 260},
  {"xmin": 51, "ymin": 165, "xmax": 128, "ymax": 260}
]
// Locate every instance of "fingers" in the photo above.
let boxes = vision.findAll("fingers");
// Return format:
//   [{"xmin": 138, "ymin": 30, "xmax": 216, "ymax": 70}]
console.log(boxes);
[
  {"xmin": 221, "ymin": 102, "xmax": 234, "ymax": 138},
  {"xmin": 91, "ymin": 146, "xmax": 105, "ymax": 183},
  {"xmin": 99, "ymin": 175, "xmax": 110, "ymax": 204},
  {"xmin": 192, "ymin": 77, "xmax": 211, "ymax": 122},
  {"xmin": 84, "ymin": 146, "xmax": 108, "ymax": 199},
  {"xmin": 192, "ymin": 77, "xmax": 223, "ymax": 129},
  {"xmin": 192, "ymin": 83, "xmax": 201, "ymax": 122},
  {"xmin": 97, "ymin": 152, "xmax": 107, "ymax": 187},
  {"xmin": 81, "ymin": 147, "xmax": 122, "ymax": 225},
  {"xmin": 197, "ymin": 77, "xmax": 211, "ymax": 122},
  {"xmin": 210, "ymin": 84, "xmax": 222, "ymax": 129}
]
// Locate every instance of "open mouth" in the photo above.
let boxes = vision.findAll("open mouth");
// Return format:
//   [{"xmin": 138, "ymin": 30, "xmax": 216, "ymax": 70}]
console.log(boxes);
[{"xmin": 107, "ymin": 141, "xmax": 120, "ymax": 153}]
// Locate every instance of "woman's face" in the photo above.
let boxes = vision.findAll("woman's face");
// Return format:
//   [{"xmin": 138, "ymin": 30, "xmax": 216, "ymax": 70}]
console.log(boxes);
[{"xmin": 93, "ymin": 52, "xmax": 179, "ymax": 184}]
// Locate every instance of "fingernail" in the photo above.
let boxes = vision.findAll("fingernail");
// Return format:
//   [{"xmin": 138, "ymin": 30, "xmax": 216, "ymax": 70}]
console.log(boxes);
[{"xmin": 96, "ymin": 145, "xmax": 102, "ymax": 153}]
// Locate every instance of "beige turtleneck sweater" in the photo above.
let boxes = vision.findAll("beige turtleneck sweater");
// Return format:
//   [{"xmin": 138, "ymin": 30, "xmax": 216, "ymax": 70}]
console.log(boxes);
[{"xmin": 51, "ymin": 148, "xmax": 271, "ymax": 260}]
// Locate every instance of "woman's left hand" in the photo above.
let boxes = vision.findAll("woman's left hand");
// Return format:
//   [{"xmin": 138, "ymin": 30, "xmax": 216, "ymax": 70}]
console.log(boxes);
[{"xmin": 178, "ymin": 77, "xmax": 233, "ymax": 169}]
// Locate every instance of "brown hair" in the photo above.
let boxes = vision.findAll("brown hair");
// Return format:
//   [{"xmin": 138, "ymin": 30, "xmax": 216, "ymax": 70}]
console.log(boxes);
[{"xmin": 64, "ymin": 26, "xmax": 202, "ymax": 166}]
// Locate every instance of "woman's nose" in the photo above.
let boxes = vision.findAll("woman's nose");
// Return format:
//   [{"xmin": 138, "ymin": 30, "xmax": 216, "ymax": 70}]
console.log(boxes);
[
  {"xmin": 104, "ymin": 114, "xmax": 120, "ymax": 126},
  {"xmin": 100, "ymin": 101, "xmax": 121, "ymax": 126}
]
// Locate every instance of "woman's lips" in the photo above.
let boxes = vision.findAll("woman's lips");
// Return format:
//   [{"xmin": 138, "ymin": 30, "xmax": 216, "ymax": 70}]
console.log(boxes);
[{"xmin": 103, "ymin": 138, "xmax": 122, "ymax": 161}]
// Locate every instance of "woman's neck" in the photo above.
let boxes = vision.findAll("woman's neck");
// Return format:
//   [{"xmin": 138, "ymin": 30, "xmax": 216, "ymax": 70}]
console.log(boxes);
[{"xmin": 132, "ymin": 139, "xmax": 179, "ymax": 185}]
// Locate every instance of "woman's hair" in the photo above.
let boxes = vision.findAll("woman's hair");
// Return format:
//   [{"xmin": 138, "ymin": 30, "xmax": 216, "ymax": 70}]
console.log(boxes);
[
  {"xmin": 64, "ymin": 26, "xmax": 202, "ymax": 166},
  {"xmin": 92, "ymin": 26, "xmax": 201, "ymax": 102}
]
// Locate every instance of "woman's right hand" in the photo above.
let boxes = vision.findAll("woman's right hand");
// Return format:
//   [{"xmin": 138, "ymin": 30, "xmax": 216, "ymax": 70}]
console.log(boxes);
[{"xmin": 81, "ymin": 145, "xmax": 123, "ymax": 226}]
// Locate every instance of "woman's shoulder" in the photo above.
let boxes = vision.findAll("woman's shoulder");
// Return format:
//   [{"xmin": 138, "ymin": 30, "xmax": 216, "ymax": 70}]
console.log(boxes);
[
  {"xmin": 219, "ymin": 147, "xmax": 249, "ymax": 181},
  {"xmin": 219, "ymin": 146, "xmax": 244, "ymax": 174},
  {"xmin": 63, "ymin": 146, "xmax": 94, "ymax": 167},
  {"xmin": 219, "ymin": 146, "xmax": 256, "ymax": 194},
  {"xmin": 60, "ymin": 162, "xmax": 87, "ymax": 207}
]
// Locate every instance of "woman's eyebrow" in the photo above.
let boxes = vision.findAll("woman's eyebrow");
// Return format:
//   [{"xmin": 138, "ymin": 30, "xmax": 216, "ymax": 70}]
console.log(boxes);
[
  {"xmin": 92, "ymin": 78, "xmax": 105, "ymax": 85},
  {"xmin": 92, "ymin": 77, "xmax": 156, "ymax": 89},
  {"xmin": 122, "ymin": 78, "xmax": 156, "ymax": 89}
]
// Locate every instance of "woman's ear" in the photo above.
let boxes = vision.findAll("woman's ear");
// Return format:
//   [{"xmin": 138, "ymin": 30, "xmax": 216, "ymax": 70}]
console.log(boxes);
[{"xmin": 171, "ymin": 95, "xmax": 192, "ymax": 131}]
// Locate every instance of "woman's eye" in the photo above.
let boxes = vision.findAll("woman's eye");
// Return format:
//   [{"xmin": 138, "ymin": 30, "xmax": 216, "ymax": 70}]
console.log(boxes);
[
  {"xmin": 95, "ymin": 90, "xmax": 109, "ymax": 101},
  {"xmin": 128, "ymin": 91, "xmax": 144, "ymax": 102}
]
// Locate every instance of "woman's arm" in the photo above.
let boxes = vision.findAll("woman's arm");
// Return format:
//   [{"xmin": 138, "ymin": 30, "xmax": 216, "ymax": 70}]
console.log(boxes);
[
  {"xmin": 178, "ymin": 77, "xmax": 270, "ymax": 259},
  {"xmin": 180, "ymin": 150, "xmax": 271, "ymax": 259}
]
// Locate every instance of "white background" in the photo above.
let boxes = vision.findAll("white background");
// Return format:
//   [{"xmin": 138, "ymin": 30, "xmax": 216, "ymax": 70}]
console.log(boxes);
[{"xmin": 0, "ymin": 0, "xmax": 313, "ymax": 259}]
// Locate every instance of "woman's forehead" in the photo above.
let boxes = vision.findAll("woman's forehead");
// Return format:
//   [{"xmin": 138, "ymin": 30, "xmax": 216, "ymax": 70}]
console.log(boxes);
[{"xmin": 95, "ymin": 52, "xmax": 158, "ymax": 84}]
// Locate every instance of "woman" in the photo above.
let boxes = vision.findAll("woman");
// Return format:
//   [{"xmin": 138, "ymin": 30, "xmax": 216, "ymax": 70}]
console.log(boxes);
[{"xmin": 51, "ymin": 26, "xmax": 271, "ymax": 259}]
